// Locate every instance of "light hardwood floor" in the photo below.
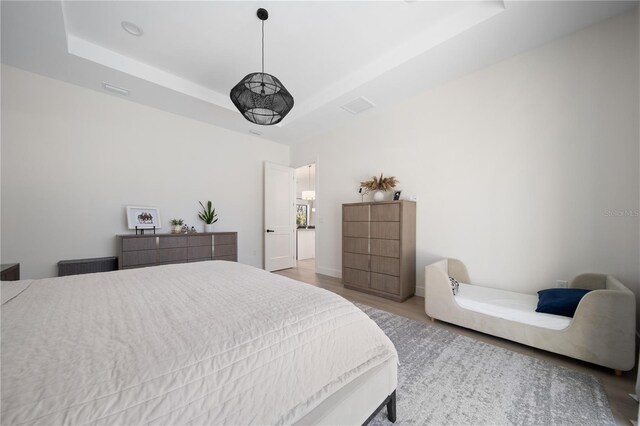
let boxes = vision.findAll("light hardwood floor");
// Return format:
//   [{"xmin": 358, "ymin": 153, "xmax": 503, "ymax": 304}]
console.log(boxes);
[{"xmin": 276, "ymin": 259, "xmax": 638, "ymax": 425}]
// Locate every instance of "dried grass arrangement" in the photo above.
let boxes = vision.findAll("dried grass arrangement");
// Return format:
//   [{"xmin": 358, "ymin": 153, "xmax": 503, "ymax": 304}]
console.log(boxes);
[{"xmin": 360, "ymin": 173, "xmax": 399, "ymax": 192}]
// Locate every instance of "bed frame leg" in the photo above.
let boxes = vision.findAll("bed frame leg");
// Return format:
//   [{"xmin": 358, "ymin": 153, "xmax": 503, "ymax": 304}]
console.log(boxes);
[
  {"xmin": 614, "ymin": 369, "xmax": 622, "ymax": 377},
  {"xmin": 387, "ymin": 390, "xmax": 396, "ymax": 423},
  {"xmin": 362, "ymin": 390, "xmax": 397, "ymax": 425}
]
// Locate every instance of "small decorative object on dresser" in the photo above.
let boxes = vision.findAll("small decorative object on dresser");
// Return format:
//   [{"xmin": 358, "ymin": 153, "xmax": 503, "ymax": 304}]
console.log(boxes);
[
  {"xmin": 198, "ymin": 200, "xmax": 218, "ymax": 232},
  {"xmin": 342, "ymin": 200, "xmax": 416, "ymax": 302},
  {"xmin": 393, "ymin": 190, "xmax": 402, "ymax": 201},
  {"xmin": 126, "ymin": 206, "xmax": 161, "ymax": 231},
  {"xmin": 360, "ymin": 173, "xmax": 399, "ymax": 203},
  {"xmin": 170, "ymin": 218, "xmax": 184, "ymax": 234},
  {"xmin": 358, "ymin": 187, "xmax": 370, "ymax": 202}
]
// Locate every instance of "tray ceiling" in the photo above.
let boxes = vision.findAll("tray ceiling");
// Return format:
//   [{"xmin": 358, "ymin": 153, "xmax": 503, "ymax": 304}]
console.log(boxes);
[{"xmin": 2, "ymin": 1, "xmax": 636, "ymax": 144}]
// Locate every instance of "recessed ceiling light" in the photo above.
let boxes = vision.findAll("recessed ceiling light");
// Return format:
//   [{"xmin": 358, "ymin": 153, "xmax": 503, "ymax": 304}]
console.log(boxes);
[
  {"xmin": 121, "ymin": 21, "xmax": 143, "ymax": 36},
  {"xmin": 102, "ymin": 82, "xmax": 130, "ymax": 96}
]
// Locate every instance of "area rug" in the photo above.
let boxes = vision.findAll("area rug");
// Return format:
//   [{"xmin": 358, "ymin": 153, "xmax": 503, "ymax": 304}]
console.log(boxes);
[{"xmin": 359, "ymin": 304, "xmax": 615, "ymax": 426}]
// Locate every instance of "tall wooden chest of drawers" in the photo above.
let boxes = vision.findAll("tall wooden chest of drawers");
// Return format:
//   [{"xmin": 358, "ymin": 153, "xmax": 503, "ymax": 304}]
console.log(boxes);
[
  {"xmin": 116, "ymin": 232, "xmax": 237, "ymax": 270},
  {"xmin": 342, "ymin": 201, "xmax": 416, "ymax": 302}
]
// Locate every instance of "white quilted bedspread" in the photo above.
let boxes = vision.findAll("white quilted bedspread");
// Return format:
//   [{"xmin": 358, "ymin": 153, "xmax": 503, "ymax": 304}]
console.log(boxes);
[{"xmin": 1, "ymin": 261, "xmax": 397, "ymax": 425}]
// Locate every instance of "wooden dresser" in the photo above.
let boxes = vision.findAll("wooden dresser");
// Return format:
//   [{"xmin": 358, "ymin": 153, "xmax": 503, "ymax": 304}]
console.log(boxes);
[
  {"xmin": 342, "ymin": 201, "xmax": 416, "ymax": 302},
  {"xmin": 116, "ymin": 232, "xmax": 237, "ymax": 270}
]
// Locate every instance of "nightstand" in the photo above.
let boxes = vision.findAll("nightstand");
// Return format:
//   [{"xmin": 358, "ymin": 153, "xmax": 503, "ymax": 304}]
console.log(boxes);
[{"xmin": 1, "ymin": 263, "xmax": 20, "ymax": 281}]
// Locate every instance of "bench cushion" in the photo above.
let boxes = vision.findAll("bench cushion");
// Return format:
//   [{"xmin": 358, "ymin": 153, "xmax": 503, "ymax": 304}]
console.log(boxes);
[{"xmin": 454, "ymin": 283, "xmax": 571, "ymax": 330}]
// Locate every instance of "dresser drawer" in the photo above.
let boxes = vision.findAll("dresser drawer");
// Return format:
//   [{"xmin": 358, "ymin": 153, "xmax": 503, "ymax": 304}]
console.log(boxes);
[
  {"xmin": 188, "ymin": 235, "xmax": 212, "ymax": 247},
  {"xmin": 214, "ymin": 234, "xmax": 237, "ymax": 246},
  {"xmin": 122, "ymin": 237, "xmax": 156, "ymax": 251},
  {"xmin": 343, "ymin": 237, "xmax": 369, "ymax": 255},
  {"xmin": 159, "ymin": 236, "xmax": 188, "ymax": 248},
  {"xmin": 188, "ymin": 245, "xmax": 212, "ymax": 260},
  {"xmin": 157, "ymin": 248, "xmax": 187, "ymax": 263},
  {"xmin": 121, "ymin": 250, "xmax": 156, "ymax": 267},
  {"xmin": 214, "ymin": 244, "xmax": 237, "ymax": 257},
  {"xmin": 370, "ymin": 222, "xmax": 400, "ymax": 239},
  {"xmin": 371, "ymin": 272, "xmax": 400, "ymax": 295},
  {"xmin": 371, "ymin": 256, "xmax": 400, "ymax": 276},
  {"xmin": 343, "ymin": 253, "xmax": 370, "ymax": 271},
  {"xmin": 371, "ymin": 204, "xmax": 400, "ymax": 221},
  {"xmin": 370, "ymin": 239, "xmax": 399, "ymax": 257},
  {"xmin": 343, "ymin": 222, "xmax": 369, "ymax": 238},
  {"xmin": 343, "ymin": 268, "xmax": 369, "ymax": 288},
  {"xmin": 343, "ymin": 205, "xmax": 369, "ymax": 222}
]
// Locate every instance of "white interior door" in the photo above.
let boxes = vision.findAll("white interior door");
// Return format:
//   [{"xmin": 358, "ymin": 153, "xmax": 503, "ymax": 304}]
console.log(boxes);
[{"xmin": 264, "ymin": 162, "xmax": 295, "ymax": 271}]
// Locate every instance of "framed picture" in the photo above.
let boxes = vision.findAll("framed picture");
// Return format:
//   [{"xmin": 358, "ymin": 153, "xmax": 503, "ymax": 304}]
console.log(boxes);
[
  {"xmin": 393, "ymin": 190, "xmax": 402, "ymax": 201},
  {"xmin": 126, "ymin": 206, "xmax": 161, "ymax": 229},
  {"xmin": 296, "ymin": 204, "xmax": 308, "ymax": 227}
]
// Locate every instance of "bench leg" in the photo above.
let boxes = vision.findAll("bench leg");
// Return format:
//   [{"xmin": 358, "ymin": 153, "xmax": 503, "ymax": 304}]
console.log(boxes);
[{"xmin": 387, "ymin": 390, "xmax": 396, "ymax": 423}]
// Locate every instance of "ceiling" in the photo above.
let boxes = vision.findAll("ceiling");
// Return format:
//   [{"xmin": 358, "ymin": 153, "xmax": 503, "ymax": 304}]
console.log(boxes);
[{"xmin": 2, "ymin": 1, "xmax": 637, "ymax": 145}]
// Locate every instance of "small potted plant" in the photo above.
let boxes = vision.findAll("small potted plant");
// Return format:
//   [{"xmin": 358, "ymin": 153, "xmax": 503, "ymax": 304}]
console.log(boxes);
[
  {"xmin": 198, "ymin": 201, "xmax": 218, "ymax": 232},
  {"xmin": 170, "ymin": 218, "xmax": 184, "ymax": 234}
]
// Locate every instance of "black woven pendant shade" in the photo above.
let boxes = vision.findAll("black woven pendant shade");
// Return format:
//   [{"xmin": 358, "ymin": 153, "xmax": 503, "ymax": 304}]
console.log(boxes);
[
  {"xmin": 230, "ymin": 72, "xmax": 294, "ymax": 125},
  {"xmin": 229, "ymin": 8, "xmax": 294, "ymax": 126}
]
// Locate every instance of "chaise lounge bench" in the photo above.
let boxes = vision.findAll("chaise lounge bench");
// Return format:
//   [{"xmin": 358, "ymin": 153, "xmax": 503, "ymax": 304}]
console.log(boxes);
[{"xmin": 425, "ymin": 258, "xmax": 636, "ymax": 373}]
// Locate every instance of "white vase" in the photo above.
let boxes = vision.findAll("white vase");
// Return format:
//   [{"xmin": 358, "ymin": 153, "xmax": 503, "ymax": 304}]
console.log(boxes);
[
  {"xmin": 171, "ymin": 225, "xmax": 182, "ymax": 234},
  {"xmin": 373, "ymin": 191, "xmax": 385, "ymax": 202},
  {"xmin": 204, "ymin": 224, "xmax": 214, "ymax": 233}
]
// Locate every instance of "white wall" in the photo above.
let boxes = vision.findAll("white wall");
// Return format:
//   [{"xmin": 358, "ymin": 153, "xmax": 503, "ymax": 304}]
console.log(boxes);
[
  {"xmin": 292, "ymin": 11, "xmax": 640, "ymax": 302},
  {"xmin": 1, "ymin": 65, "xmax": 289, "ymax": 278}
]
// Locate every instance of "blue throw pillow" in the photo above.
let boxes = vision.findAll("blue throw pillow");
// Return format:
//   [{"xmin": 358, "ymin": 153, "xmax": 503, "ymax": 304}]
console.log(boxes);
[{"xmin": 536, "ymin": 288, "xmax": 591, "ymax": 318}]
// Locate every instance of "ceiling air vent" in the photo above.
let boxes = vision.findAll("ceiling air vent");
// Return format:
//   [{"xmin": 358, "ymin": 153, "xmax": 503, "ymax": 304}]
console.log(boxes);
[
  {"xmin": 102, "ymin": 83, "xmax": 130, "ymax": 96},
  {"xmin": 340, "ymin": 97, "xmax": 375, "ymax": 115}
]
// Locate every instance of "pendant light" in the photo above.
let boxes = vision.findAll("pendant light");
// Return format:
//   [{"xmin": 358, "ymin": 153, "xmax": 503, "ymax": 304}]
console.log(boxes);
[
  {"xmin": 230, "ymin": 8, "xmax": 294, "ymax": 126},
  {"xmin": 302, "ymin": 165, "xmax": 315, "ymax": 200}
]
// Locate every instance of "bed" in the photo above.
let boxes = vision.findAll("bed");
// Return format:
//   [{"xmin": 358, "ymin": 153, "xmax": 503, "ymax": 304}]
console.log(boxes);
[
  {"xmin": 425, "ymin": 258, "xmax": 636, "ymax": 373},
  {"xmin": 1, "ymin": 261, "xmax": 398, "ymax": 425}
]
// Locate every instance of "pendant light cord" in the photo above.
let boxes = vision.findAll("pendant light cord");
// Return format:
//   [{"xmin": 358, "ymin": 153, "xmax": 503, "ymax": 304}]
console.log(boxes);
[{"xmin": 261, "ymin": 20, "xmax": 265, "ymax": 74}]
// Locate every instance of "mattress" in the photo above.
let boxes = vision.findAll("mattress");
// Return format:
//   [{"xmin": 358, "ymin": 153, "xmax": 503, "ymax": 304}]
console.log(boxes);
[
  {"xmin": 1, "ymin": 261, "xmax": 398, "ymax": 425},
  {"xmin": 454, "ymin": 283, "xmax": 571, "ymax": 330}
]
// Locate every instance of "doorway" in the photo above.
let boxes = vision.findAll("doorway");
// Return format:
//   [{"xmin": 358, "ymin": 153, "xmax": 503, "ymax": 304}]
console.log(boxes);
[{"xmin": 294, "ymin": 163, "xmax": 316, "ymax": 272}]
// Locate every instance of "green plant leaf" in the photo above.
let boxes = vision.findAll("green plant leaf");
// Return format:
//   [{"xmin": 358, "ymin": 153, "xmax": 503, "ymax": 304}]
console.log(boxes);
[{"xmin": 198, "ymin": 200, "xmax": 218, "ymax": 224}]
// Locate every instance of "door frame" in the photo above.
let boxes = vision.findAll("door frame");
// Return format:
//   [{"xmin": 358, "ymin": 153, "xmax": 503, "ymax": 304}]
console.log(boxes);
[{"xmin": 292, "ymin": 156, "xmax": 320, "ymax": 270}]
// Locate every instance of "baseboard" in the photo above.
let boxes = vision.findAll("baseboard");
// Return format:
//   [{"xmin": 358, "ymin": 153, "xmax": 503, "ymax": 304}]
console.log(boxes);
[
  {"xmin": 317, "ymin": 266, "xmax": 341, "ymax": 279},
  {"xmin": 415, "ymin": 286, "xmax": 425, "ymax": 298}
]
